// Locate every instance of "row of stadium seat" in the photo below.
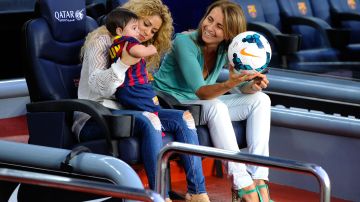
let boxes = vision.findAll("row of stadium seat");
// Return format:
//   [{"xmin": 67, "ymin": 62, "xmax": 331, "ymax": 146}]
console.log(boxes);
[
  {"xmin": 0, "ymin": 0, "xmax": 358, "ymax": 80},
  {"xmin": 152, "ymin": 0, "xmax": 360, "ymax": 78}
]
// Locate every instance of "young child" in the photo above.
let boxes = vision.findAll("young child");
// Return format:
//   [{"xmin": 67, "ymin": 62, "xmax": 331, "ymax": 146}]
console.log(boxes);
[{"xmin": 106, "ymin": 8, "xmax": 161, "ymax": 114}]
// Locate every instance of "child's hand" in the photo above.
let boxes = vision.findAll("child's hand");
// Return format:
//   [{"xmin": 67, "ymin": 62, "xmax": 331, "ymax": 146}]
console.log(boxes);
[{"xmin": 147, "ymin": 45, "xmax": 158, "ymax": 55}]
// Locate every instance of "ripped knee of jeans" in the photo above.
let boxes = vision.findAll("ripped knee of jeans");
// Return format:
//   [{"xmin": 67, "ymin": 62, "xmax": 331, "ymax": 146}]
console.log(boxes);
[
  {"xmin": 183, "ymin": 111, "xmax": 196, "ymax": 130},
  {"xmin": 142, "ymin": 111, "xmax": 162, "ymax": 131}
]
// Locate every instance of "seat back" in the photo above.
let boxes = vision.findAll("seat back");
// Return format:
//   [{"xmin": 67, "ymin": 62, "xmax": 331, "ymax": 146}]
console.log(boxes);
[
  {"xmin": 277, "ymin": 0, "xmax": 328, "ymax": 50},
  {"xmin": 260, "ymin": 0, "xmax": 283, "ymax": 30},
  {"xmin": 86, "ymin": 0, "xmax": 106, "ymax": 20},
  {"xmin": 233, "ymin": 0, "xmax": 281, "ymax": 65},
  {"xmin": 163, "ymin": 0, "xmax": 213, "ymax": 33},
  {"xmin": 233, "ymin": 0, "xmax": 302, "ymax": 67},
  {"xmin": 106, "ymin": 0, "xmax": 129, "ymax": 13},
  {"xmin": 329, "ymin": 0, "xmax": 360, "ymax": 15},
  {"xmin": 232, "ymin": 0, "xmax": 267, "ymax": 23},
  {"xmin": 309, "ymin": 0, "xmax": 332, "ymax": 23},
  {"xmin": 24, "ymin": 0, "xmax": 98, "ymax": 103},
  {"xmin": 23, "ymin": 0, "xmax": 98, "ymax": 149}
]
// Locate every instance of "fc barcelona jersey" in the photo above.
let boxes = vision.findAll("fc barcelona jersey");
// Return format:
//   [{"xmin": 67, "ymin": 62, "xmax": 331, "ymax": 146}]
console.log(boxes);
[{"xmin": 109, "ymin": 35, "xmax": 149, "ymax": 87}]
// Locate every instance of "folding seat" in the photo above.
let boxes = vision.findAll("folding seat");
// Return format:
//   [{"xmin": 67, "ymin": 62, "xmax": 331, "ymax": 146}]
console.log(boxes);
[
  {"xmin": 328, "ymin": 0, "xmax": 360, "ymax": 43},
  {"xmin": 232, "ymin": 0, "xmax": 300, "ymax": 67},
  {"xmin": 276, "ymin": 0, "xmax": 360, "ymax": 75},
  {"xmin": 310, "ymin": 0, "xmax": 360, "ymax": 61}
]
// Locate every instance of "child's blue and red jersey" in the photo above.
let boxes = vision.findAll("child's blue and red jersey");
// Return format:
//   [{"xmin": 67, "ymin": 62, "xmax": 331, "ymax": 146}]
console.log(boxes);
[
  {"xmin": 109, "ymin": 35, "xmax": 149, "ymax": 87},
  {"xmin": 110, "ymin": 35, "xmax": 161, "ymax": 114}
]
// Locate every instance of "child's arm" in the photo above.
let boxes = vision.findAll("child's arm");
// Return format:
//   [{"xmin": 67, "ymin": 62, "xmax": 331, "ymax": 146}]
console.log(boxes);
[{"xmin": 129, "ymin": 44, "xmax": 157, "ymax": 58}]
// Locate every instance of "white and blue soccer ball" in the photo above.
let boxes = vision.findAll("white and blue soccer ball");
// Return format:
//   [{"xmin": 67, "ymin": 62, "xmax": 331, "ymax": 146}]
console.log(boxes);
[{"xmin": 228, "ymin": 31, "xmax": 272, "ymax": 74}]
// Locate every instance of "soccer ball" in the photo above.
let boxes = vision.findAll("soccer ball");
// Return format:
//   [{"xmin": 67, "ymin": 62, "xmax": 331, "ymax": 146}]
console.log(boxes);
[{"xmin": 228, "ymin": 31, "xmax": 271, "ymax": 74}]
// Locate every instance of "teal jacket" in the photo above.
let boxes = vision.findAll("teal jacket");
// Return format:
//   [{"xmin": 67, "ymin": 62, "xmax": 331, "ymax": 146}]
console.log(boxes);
[{"xmin": 153, "ymin": 31, "xmax": 228, "ymax": 101}]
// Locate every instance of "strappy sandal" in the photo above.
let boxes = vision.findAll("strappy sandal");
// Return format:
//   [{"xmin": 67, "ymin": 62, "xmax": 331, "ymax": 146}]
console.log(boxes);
[
  {"xmin": 231, "ymin": 187, "xmax": 261, "ymax": 202},
  {"xmin": 256, "ymin": 184, "xmax": 274, "ymax": 202}
]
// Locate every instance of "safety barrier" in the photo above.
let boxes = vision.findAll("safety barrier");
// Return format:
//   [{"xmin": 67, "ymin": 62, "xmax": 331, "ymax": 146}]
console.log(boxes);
[
  {"xmin": 0, "ymin": 140, "xmax": 163, "ymax": 201},
  {"xmin": 155, "ymin": 142, "xmax": 330, "ymax": 202},
  {"xmin": 0, "ymin": 167, "xmax": 163, "ymax": 202}
]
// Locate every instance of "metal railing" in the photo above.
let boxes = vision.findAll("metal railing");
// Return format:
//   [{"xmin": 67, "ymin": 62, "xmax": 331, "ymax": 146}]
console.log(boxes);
[
  {"xmin": 0, "ymin": 167, "xmax": 163, "ymax": 202},
  {"xmin": 155, "ymin": 142, "xmax": 331, "ymax": 202},
  {"xmin": 0, "ymin": 140, "xmax": 163, "ymax": 202}
]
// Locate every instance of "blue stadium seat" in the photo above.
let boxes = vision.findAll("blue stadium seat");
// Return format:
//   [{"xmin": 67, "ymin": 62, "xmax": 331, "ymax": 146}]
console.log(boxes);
[
  {"xmin": 232, "ymin": 0, "xmax": 300, "ymax": 67},
  {"xmin": 329, "ymin": 0, "xmax": 360, "ymax": 44},
  {"xmin": 277, "ymin": 0, "xmax": 343, "ymax": 58},
  {"xmin": 310, "ymin": 0, "xmax": 360, "ymax": 61},
  {"xmin": 105, "ymin": 0, "xmax": 129, "ymax": 13},
  {"xmin": 163, "ymin": 0, "xmax": 214, "ymax": 33},
  {"xmin": 275, "ymin": 0, "xmax": 360, "ymax": 76},
  {"xmin": 86, "ymin": 0, "xmax": 106, "ymax": 20},
  {"xmin": 23, "ymin": 0, "xmax": 138, "ymax": 167}
]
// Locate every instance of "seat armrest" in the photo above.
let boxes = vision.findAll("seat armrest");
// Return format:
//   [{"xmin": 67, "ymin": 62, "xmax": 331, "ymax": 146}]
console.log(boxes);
[
  {"xmin": 172, "ymin": 104, "xmax": 202, "ymax": 126},
  {"xmin": 333, "ymin": 12, "xmax": 360, "ymax": 22},
  {"xmin": 284, "ymin": 16, "xmax": 332, "ymax": 30},
  {"xmin": 247, "ymin": 22, "xmax": 300, "ymax": 55},
  {"xmin": 247, "ymin": 21, "xmax": 281, "ymax": 44},
  {"xmin": 26, "ymin": 99, "xmax": 134, "ymax": 156},
  {"xmin": 275, "ymin": 34, "xmax": 301, "ymax": 54},
  {"xmin": 155, "ymin": 90, "xmax": 181, "ymax": 108},
  {"xmin": 283, "ymin": 16, "xmax": 332, "ymax": 47},
  {"xmin": 155, "ymin": 90, "xmax": 202, "ymax": 126},
  {"xmin": 103, "ymin": 114, "xmax": 134, "ymax": 138},
  {"xmin": 326, "ymin": 28, "xmax": 351, "ymax": 49}
]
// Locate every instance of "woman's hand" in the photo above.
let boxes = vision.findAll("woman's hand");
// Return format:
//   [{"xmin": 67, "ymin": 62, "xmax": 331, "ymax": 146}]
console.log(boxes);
[
  {"xmin": 120, "ymin": 42, "xmax": 141, "ymax": 66},
  {"xmin": 241, "ymin": 73, "xmax": 269, "ymax": 94},
  {"xmin": 223, "ymin": 65, "xmax": 260, "ymax": 89},
  {"xmin": 251, "ymin": 74, "xmax": 269, "ymax": 91}
]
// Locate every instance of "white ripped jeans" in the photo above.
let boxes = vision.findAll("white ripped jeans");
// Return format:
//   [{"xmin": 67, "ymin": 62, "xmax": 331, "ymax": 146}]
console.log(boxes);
[{"xmin": 182, "ymin": 92, "xmax": 271, "ymax": 189}]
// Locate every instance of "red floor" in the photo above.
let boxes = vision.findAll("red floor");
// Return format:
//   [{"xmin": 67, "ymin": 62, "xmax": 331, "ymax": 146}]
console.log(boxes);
[
  {"xmin": 135, "ymin": 160, "xmax": 350, "ymax": 202},
  {"xmin": 171, "ymin": 176, "xmax": 350, "ymax": 202},
  {"xmin": 0, "ymin": 117, "xmax": 351, "ymax": 202}
]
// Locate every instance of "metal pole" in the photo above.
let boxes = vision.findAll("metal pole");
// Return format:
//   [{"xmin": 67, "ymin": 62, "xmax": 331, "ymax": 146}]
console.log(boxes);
[
  {"xmin": 0, "ymin": 168, "xmax": 164, "ymax": 202},
  {"xmin": 155, "ymin": 142, "xmax": 331, "ymax": 202}
]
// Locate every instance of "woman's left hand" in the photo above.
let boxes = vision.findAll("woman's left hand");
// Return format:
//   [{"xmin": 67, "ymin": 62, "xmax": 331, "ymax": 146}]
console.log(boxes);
[{"xmin": 247, "ymin": 74, "xmax": 269, "ymax": 93}]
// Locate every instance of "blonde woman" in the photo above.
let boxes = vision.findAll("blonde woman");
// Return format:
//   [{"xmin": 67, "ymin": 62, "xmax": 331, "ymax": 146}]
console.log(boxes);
[
  {"xmin": 153, "ymin": 1, "xmax": 272, "ymax": 201},
  {"xmin": 73, "ymin": 0, "xmax": 210, "ymax": 201}
]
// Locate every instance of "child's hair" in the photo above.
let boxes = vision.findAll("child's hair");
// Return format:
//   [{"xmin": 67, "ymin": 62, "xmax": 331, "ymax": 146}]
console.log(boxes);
[{"xmin": 105, "ymin": 7, "xmax": 139, "ymax": 36}]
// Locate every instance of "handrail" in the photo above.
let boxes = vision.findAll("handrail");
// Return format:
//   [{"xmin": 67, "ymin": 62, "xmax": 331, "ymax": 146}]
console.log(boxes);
[
  {"xmin": 0, "ymin": 167, "xmax": 164, "ymax": 202},
  {"xmin": 0, "ymin": 140, "xmax": 141, "ymax": 188},
  {"xmin": 155, "ymin": 142, "xmax": 331, "ymax": 202}
]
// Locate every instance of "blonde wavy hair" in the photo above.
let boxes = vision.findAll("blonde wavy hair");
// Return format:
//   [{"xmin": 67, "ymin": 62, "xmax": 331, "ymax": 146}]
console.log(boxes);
[{"xmin": 81, "ymin": 0, "xmax": 173, "ymax": 69}]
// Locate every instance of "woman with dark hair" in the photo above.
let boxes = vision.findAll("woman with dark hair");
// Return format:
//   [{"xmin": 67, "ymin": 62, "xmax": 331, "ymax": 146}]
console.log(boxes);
[{"xmin": 153, "ymin": 1, "xmax": 272, "ymax": 201}]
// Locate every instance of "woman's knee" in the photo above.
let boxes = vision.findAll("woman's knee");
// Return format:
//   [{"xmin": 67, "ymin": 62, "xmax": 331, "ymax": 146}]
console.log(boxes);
[
  {"xmin": 206, "ymin": 100, "xmax": 229, "ymax": 115},
  {"xmin": 137, "ymin": 112, "xmax": 162, "ymax": 131},
  {"xmin": 256, "ymin": 92, "xmax": 271, "ymax": 107}
]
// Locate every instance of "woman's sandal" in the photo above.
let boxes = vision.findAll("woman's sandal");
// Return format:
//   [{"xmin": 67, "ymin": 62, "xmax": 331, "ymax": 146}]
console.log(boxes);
[
  {"xmin": 256, "ymin": 184, "xmax": 274, "ymax": 202},
  {"xmin": 231, "ymin": 187, "xmax": 261, "ymax": 202}
]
